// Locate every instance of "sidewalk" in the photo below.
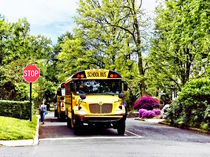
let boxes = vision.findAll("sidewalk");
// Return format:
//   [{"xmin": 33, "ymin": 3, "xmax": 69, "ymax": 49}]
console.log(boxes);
[{"xmin": 0, "ymin": 115, "xmax": 40, "ymax": 147}]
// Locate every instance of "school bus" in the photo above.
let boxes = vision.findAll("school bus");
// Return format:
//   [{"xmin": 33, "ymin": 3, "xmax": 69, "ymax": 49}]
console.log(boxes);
[
  {"xmin": 55, "ymin": 83, "xmax": 66, "ymax": 120},
  {"xmin": 60, "ymin": 69, "xmax": 128, "ymax": 135}
]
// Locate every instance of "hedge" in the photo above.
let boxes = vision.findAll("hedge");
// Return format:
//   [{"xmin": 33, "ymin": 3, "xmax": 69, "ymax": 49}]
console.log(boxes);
[
  {"xmin": 166, "ymin": 78, "xmax": 210, "ymax": 131},
  {"xmin": 0, "ymin": 100, "xmax": 31, "ymax": 120}
]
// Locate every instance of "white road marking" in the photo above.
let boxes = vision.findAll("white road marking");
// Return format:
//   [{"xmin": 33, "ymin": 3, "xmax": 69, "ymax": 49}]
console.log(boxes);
[
  {"xmin": 39, "ymin": 135, "xmax": 143, "ymax": 141},
  {"xmin": 125, "ymin": 130, "xmax": 143, "ymax": 138}
]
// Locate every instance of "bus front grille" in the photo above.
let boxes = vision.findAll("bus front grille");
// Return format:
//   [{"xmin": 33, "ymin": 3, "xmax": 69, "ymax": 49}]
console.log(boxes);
[
  {"xmin": 89, "ymin": 103, "xmax": 100, "ymax": 113},
  {"xmin": 89, "ymin": 103, "xmax": 113, "ymax": 113},
  {"xmin": 102, "ymin": 103, "xmax": 112, "ymax": 113}
]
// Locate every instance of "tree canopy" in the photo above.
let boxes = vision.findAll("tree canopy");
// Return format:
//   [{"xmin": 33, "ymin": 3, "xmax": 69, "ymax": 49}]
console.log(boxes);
[
  {"xmin": 0, "ymin": 17, "xmax": 56, "ymax": 105},
  {"xmin": 0, "ymin": 0, "xmax": 209, "ymax": 107},
  {"xmin": 146, "ymin": 0, "xmax": 210, "ymax": 95}
]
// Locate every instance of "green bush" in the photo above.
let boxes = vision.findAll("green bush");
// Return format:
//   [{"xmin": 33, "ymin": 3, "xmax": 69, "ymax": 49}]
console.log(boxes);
[
  {"xmin": 167, "ymin": 78, "xmax": 210, "ymax": 131},
  {"xmin": 0, "ymin": 100, "xmax": 31, "ymax": 120}
]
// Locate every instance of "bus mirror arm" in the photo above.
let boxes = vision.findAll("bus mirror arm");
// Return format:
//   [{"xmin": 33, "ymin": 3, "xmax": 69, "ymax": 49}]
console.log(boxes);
[
  {"xmin": 57, "ymin": 89, "xmax": 61, "ymax": 96},
  {"xmin": 80, "ymin": 94, "xmax": 86, "ymax": 100}
]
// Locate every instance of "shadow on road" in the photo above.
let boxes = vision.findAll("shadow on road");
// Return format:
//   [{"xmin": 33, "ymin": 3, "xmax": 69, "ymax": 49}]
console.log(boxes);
[
  {"xmin": 39, "ymin": 112, "xmax": 125, "ymax": 139},
  {"xmin": 44, "ymin": 118, "xmax": 61, "ymax": 123}
]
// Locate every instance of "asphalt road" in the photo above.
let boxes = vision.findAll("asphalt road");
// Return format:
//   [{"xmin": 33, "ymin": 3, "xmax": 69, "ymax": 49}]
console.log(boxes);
[{"xmin": 1, "ymin": 112, "xmax": 210, "ymax": 157}]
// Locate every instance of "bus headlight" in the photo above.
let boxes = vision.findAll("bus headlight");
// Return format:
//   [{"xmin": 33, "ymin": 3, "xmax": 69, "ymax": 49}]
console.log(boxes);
[
  {"xmin": 116, "ymin": 110, "xmax": 124, "ymax": 114},
  {"xmin": 78, "ymin": 110, "xmax": 87, "ymax": 115}
]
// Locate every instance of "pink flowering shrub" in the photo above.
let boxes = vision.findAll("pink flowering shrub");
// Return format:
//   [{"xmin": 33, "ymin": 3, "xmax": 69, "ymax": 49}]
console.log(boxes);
[
  {"xmin": 147, "ymin": 110, "xmax": 156, "ymax": 118},
  {"xmin": 138, "ymin": 109, "xmax": 147, "ymax": 117},
  {"xmin": 134, "ymin": 96, "xmax": 160, "ymax": 110},
  {"xmin": 142, "ymin": 111, "xmax": 148, "ymax": 118},
  {"xmin": 140, "ymin": 110, "xmax": 155, "ymax": 118},
  {"xmin": 153, "ymin": 109, "xmax": 161, "ymax": 115},
  {"xmin": 138, "ymin": 108, "xmax": 161, "ymax": 118}
]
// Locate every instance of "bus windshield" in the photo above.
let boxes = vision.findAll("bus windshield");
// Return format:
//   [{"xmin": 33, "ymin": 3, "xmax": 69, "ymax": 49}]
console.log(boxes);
[{"xmin": 75, "ymin": 80, "xmax": 121, "ymax": 95}]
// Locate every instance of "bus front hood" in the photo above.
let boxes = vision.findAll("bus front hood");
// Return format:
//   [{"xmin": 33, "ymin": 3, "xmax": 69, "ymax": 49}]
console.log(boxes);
[{"xmin": 82, "ymin": 95, "xmax": 120, "ymax": 104}]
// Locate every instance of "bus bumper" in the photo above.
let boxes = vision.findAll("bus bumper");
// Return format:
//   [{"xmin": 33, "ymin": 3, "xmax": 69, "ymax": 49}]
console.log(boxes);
[{"xmin": 74, "ymin": 114, "xmax": 126, "ymax": 128}]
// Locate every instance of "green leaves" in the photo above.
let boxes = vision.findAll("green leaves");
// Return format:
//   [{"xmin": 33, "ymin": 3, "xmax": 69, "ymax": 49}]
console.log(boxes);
[
  {"xmin": 167, "ymin": 78, "xmax": 210, "ymax": 130},
  {"xmin": 0, "ymin": 18, "xmax": 55, "ymax": 104},
  {"xmin": 147, "ymin": 0, "xmax": 210, "ymax": 94},
  {"xmin": 55, "ymin": 0, "xmax": 150, "ymax": 99}
]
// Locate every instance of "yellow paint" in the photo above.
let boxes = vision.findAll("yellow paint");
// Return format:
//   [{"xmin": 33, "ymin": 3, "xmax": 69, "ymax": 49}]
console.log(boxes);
[
  {"xmin": 62, "ymin": 69, "xmax": 126, "ymax": 128},
  {"xmin": 85, "ymin": 69, "xmax": 109, "ymax": 79}
]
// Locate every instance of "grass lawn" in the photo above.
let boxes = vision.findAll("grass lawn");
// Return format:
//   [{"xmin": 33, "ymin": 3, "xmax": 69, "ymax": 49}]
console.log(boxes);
[{"xmin": 0, "ymin": 115, "xmax": 37, "ymax": 140}]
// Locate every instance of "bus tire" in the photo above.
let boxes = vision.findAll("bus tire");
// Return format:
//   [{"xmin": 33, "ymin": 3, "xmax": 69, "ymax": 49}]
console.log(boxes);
[
  {"xmin": 73, "ymin": 118, "xmax": 80, "ymax": 135},
  {"xmin": 117, "ymin": 120, "xmax": 125, "ymax": 135},
  {"xmin": 54, "ymin": 109, "xmax": 58, "ymax": 117},
  {"xmin": 74, "ymin": 127, "xmax": 80, "ymax": 135},
  {"xmin": 61, "ymin": 113, "xmax": 66, "ymax": 121},
  {"xmin": 67, "ymin": 117, "xmax": 72, "ymax": 128}
]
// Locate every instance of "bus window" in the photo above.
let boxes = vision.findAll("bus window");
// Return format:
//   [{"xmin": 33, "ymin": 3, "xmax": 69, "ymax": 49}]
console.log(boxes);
[
  {"xmin": 70, "ymin": 82, "xmax": 76, "ymax": 93},
  {"xmin": 75, "ymin": 80, "xmax": 121, "ymax": 95}
]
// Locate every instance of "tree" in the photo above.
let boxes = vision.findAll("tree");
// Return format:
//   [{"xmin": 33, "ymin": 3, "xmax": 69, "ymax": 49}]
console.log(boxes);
[
  {"xmin": 79, "ymin": 0, "xmax": 150, "ymax": 94},
  {"xmin": 57, "ymin": 0, "xmax": 150, "ymax": 99},
  {"xmin": 52, "ymin": 32, "xmax": 74, "ymax": 83},
  {"xmin": 0, "ymin": 18, "xmax": 54, "ymax": 103},
  {"xmin": 147, "ymin": 0, "xmax": 210, "ymax": 94}
]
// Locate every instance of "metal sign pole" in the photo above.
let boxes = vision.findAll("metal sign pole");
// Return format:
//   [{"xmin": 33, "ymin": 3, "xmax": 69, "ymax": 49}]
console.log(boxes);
[
  {"xmin": 30, "ymin": 82, "xmax": 32, "ymax": 121},
  {"xmin": 23, "ymin": 65, "xmax": 40, "ymax": 121}
]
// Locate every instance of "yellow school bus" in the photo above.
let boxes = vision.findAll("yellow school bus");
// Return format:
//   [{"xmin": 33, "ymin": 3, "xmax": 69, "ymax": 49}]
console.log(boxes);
[
  {"xmin": 55, "ymin": 83, "xmax": 66, "ymax": 120},
  {"xmin": 62, "ymin": 69, "xmax": 128, "ymax": 135}
]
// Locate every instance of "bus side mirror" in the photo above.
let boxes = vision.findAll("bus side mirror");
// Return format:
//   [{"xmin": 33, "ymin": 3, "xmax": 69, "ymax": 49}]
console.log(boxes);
[
  {"xmin": 124, "ymin": 83, "xmax": 128, "ymax": 91},
  {"xmin": 61, "ymin": 88, "xmax": 65, "ymax": 96},
  {"xmin": 118, "ymin": 93, "xmax": 124, "ymax": 98},
  {"xmin": 80, "ymin": 94, "xmax": 86, "ymax": 99}
]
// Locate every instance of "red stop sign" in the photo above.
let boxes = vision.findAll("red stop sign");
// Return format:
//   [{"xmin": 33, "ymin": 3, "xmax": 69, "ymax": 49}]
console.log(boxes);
[{"xmin": 23, "ymin": 65, "xmax": 40, "ymax": 83}]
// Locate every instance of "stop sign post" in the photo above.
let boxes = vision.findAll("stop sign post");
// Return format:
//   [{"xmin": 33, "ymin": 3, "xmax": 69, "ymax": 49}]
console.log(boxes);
[{"xmin": 23, "ymin": 65, "xmax": 40, "ymax": 121}]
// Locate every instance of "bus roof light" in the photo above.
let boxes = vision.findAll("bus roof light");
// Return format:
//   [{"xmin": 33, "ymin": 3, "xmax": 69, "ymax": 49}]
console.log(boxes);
[
  {"xmin": 61, "ymin": 83, "xmax": 66, "ymax": 88},
  {"xmin": 77, "ymin": 74, "xmax": 81, "ymax": 78}
]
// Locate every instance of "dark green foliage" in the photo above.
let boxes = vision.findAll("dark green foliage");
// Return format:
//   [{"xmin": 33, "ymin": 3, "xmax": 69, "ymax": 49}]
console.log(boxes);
[
  {"xmin": 0, "ymin": 100, "xmax": 31, "ymax": 120},
  {"xmin": 167, "ymin": 78, "xmax": 210, "ymax": 131},
  {"xmin": 0, "ymin": 18, "xmax": 55, "ymax": 104},
  {"xmin": 147, "ymin": 0, "xmax": 210, "ymax": 94}
]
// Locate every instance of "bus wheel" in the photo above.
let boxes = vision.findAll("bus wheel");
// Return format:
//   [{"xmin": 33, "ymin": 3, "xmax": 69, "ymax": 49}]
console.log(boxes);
[
  {"xmin": 67, "ymin": 117, "xmax": 72, "ymax": 128},
  {"xmin": 74, "ymin": 126, "xmax": 80, "ymax": 135},
  {"xmin": 61, "ymin": 113, "xmax": 66, "ymax": 121},
  {"xmin": 71, "ymin": 117, "xmax": 75, "ymax": 129},
  {"xmin": 117, "ymin": 120, "xmax": 125, "ymax": 135},
  {"xmin": 72, "ymin": 119, "xmax": 80, "ymax": 135},
  {"xmin": 54, "ymin": 109, "xmax": 58, "ymax": 117},
  {"xmin": 58, "ymin": 112, "xmax": 61, "ymax": 119}
]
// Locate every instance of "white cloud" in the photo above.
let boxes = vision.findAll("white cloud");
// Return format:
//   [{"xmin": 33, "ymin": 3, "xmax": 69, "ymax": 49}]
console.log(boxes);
[
  {"xmin": 0, "ymin": 0, "xmax": 78, "ymax": 25},
  {"xmin": 0, "ymin": 0, "xmax": 78, "ymax": 43},
  {"xmin": 0, "ymin": 0, "xmax": 157, "ymax": 44}
]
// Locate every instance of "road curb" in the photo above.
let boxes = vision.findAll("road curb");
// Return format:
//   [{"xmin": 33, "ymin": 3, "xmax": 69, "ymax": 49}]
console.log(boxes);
[
  {"xmin": 33, "ymin": 115, "xmax": 40, "ymax": 145},
  {"xmin": 158, "ymin": 121, "xmax": 210, "ymax": 135},
  {"xmin": 0, "ymin": 115, "xmax": 40, "ymax": 147},
  {"xmin": 134, "ymin": 118, "xmax": 210, "ymax": 135}
]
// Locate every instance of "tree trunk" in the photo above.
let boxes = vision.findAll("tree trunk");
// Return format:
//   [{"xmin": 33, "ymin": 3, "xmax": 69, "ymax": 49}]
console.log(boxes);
[{"xmin": 133, "ymin": 5, "xmax": 146, "ymax": 95}]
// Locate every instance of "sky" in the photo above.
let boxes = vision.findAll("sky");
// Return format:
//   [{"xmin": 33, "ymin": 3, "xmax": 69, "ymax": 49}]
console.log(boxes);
[{"xmin": 0, "ymin": 0, "xmax": 158, "ymax": 44}]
